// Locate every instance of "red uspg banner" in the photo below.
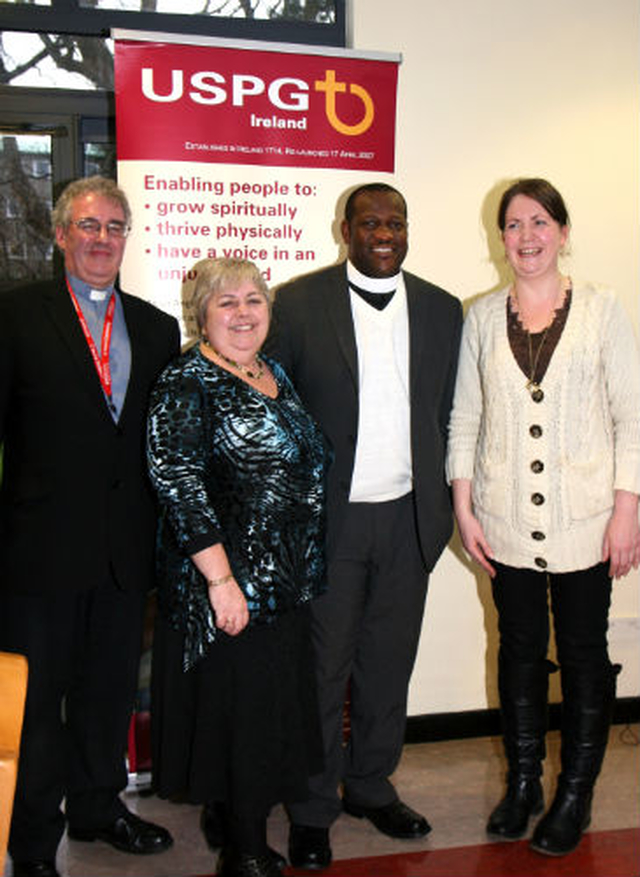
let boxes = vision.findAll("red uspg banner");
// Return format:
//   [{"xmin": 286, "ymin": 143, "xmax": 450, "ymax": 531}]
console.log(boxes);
[{"xmin": 115, "ymin": 39, "xmax": 399, "ymax": 172}]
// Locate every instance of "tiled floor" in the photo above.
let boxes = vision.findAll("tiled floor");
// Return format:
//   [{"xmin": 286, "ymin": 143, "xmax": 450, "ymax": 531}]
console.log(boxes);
[{"xmin": 4, "ymin": 724, "xmax": 639, "ymax": 877}]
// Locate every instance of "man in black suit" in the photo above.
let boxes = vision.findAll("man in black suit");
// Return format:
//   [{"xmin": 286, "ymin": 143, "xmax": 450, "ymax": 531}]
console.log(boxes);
[
  {"xmin": 265, "ymin": 183, "xmax": 462, "ymax": 870},
  {"xmin": 0, "ymin": 176, "xmax": 180, "ymax": 877}
]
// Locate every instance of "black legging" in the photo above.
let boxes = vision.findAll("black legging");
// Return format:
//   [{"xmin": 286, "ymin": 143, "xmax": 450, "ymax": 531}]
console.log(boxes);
[{"xmin": 491, "ymin": 561, "xmax": 612, "ymax": 672}]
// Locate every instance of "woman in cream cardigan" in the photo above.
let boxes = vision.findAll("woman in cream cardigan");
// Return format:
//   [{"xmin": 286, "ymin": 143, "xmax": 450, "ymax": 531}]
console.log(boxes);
[{"xmin": 447, "ymin": 178, "xmax": 640, "ymax": 857}]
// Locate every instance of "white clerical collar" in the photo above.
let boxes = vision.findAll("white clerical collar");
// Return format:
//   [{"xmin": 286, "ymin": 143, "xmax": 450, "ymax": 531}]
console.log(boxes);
[
  {"xmin": 347, "ymin": 260, "xmax": 401, "ymax": 294},
  {"xmin": 67, "ymin": 273, "xmax": 114, "ymax": 302}
]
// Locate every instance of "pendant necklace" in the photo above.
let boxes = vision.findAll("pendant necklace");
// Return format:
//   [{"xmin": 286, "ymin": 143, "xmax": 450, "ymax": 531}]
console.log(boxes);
[
  {"xmin": 515, "ymin": 281, "xmax": 564, "ymax": 402},
  {"xmin": 525, "ymin": 329, "xmax": 550, "ymax": 402},
  {"xmin": 203, "ymin": 339, "xmax": 264, "ymax": 380}
]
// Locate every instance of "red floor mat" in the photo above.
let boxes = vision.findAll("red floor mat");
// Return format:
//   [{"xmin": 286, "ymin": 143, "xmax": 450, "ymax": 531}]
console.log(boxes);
[{"xmin": 281, "ymin": 828, "xmax": 640, "ymax": 877}]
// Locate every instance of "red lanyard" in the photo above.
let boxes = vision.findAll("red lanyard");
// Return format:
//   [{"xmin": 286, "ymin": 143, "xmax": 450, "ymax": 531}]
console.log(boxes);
[{"xmin": 66, "ymin": 278, "xmax": 116, "ymax": 409}]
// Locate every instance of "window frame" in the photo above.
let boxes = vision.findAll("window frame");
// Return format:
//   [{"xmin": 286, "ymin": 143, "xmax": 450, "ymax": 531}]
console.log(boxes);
[
  {"xmin": 0, "ymin": 1, "xmax": 346, "ymax": 47},
  {"xmin": 0, "ymin": 1, "xmax": 347, "ymax": 284},
  {"xmin": 0, "ymin": 85, "xmax": 116, "ymax": 207}
]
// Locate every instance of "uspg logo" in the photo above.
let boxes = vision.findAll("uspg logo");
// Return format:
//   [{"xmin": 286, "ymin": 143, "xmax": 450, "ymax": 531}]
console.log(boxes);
[
  {"xmin": 315, "ymin": 70, "xmax": 374, "ymax": 136},
  {"xmin": 141, "ymin": 67, "xmax": 375, "ymax": 137}
]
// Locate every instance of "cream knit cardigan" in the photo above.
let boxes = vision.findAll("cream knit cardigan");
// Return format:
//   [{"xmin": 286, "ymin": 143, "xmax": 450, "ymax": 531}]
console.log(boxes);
[{"xmin": 446, "ymin": 281, "xmax": 640, "ymax": 573}]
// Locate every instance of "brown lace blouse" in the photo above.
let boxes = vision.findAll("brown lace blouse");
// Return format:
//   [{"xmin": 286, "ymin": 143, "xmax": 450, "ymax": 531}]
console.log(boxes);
[{"xmin": 507, "ymin": 287, "xmax": 572, "ymax": 386}]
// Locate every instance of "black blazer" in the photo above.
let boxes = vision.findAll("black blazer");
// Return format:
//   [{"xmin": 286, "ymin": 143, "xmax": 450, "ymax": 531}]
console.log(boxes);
[
  {"xmin": 0, "ymin": 279, "xmax": 180, "ymax": 596},
  {"xmin": 266, "ymin": 262, "xmax": 462, "ymax": 571}
]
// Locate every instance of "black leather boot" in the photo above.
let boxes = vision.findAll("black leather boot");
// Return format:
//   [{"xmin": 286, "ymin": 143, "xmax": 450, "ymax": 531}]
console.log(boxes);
[
  {"xmin": 487, "ymin": 775, "xmax": 544, "ymax": 840},
  {"xmin": 531, "ymin": 662, "xmax": 620, "ymax": 856},
  {"xmin": 486, "ymin": 658, "xmax": 553, "ymax": 840}
]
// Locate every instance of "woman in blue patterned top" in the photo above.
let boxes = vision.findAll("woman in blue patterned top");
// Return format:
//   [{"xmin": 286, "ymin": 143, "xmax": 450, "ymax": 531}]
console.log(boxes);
[{"xmin": 147, "ymin": 258, "xmax": 330, "ymax": 877}]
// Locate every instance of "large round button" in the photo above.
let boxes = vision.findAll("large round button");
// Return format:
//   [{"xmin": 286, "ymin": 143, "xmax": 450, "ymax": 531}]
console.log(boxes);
[
  {"xmin": 531, "ymin": 492, "xmax": 545, "ymax": 506},
  {"xmin": 531, "ymin": 460, "xmax": 544, "ymax": 473},
  {"xmin": 531, "ymin": 388, "xmax": 544, "ymax": 403},
  {"xmin": 535, "ymin": 557, "xmax": 548, "ymax": 569},
  {"xmin": 530, "ymin": 424, "xmax": 543, "ymax": 438},
  {"xmin": 531, "ymin": 531, "xmax": 546, "ymax": 541}
]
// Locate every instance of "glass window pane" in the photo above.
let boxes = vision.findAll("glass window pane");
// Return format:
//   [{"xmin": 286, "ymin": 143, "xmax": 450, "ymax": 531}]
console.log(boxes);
[
  {"xmin": 84, "ymin": 141, "xmax": 116, "ymax": 178},
  {"xmin": 0, "ymin": 133, "xmax": 54, "ymax": 288},
  {"xmin": 76, "ymin": 0, "xmax": 336, "ymax": 21},
  {"xmin": 0, "ymin": 32, "xmax": 113, "ymax": 89}
]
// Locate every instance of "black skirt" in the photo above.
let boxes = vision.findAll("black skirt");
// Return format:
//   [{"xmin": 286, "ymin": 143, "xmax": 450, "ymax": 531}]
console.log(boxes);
[{"xmin": 151, "ymin": 603, "xmax": 323, "ymax": 818}]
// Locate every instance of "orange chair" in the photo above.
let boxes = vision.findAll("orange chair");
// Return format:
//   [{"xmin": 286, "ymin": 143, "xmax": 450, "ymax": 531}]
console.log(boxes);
[{"xmin": 0, "ymin": 652, "xmax": 28, "ymax": 870}]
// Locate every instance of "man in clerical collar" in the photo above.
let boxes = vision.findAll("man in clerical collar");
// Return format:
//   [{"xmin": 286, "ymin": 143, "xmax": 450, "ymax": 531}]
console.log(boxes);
[
  {"xmin": 265, "ymin": 183, "xmax": 463, "ymax": 871},
  {"xmin": 55, "ymin": 184, "xmax": 133, "ymax": 421},
  {"xmin": 0, "ymin": 176, "xmax": 180, "ymax": 877}
]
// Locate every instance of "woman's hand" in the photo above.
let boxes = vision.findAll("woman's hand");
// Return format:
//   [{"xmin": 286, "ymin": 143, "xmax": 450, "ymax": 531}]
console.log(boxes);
[
  {"xmin": 457, "ymin": 511, "xmax": 496, "ymax": 577},
  {"xmin": 452, "ymin": 478, "xmax": 496, "ymax": 577},
  {"xmin": 208, "ymin": 577, "xmax": 250, "ymax": 636},
  {"xmin": 602, "ymin": 490, "xmax": 640, "ymax": 579},
  {"xmin": 191, "ymin": 543, "xmax": 250, "ymax": 636}
]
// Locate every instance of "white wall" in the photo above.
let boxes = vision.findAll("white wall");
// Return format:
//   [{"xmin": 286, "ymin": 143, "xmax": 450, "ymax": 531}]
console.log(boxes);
[{"xmin": 350, "ymin": 0, "xmax": 640, "ymax": 714}]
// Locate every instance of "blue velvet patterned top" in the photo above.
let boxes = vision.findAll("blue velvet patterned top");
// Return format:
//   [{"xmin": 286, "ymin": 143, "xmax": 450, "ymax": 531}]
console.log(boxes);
[{"xmin": 147, "ymin": 345, "xmax": 330, "ymax": 670}]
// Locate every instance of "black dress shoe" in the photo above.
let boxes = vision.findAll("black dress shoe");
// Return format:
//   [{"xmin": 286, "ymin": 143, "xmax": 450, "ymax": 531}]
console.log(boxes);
[
  {"xmin": 267, "ymin": 848, "xmax": 287, "ymax": 871},
  {"xmin": 201, "ymin": 805, "xmax": 285, "ymax": 869},
  {"xmin": 12, "ymin": 862, "xmax": 60, "ymax": 877},
  {"xmin": 288, "ymin": 824, "xmax": 332, "ymax": 870},
  {"xmin": 343, "ymin": 798, "xmax": 431, "ymax": 839},
  {"xmin": 218, "ymin": 848, "xmax": 283, "ymax": 877},
  {"xmin": 67, "ymin": 810, "xmax": 173, "ymax": 854}
]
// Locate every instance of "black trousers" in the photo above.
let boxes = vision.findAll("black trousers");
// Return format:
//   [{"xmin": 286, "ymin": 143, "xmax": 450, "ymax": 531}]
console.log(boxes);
[
  {"xmin": 0, "ymin": 579, "xmax": 146, "ymax": 861},
  {"xmin": 491, "ymin": 561, "xmax": 612, "ymax": 671},
  {"xmin": 289, "ymin": 492, "xmax": 429, "ymax": 827}
]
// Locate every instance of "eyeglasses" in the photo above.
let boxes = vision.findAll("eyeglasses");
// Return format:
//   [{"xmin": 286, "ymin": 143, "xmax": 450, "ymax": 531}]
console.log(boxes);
[{"xmin": 71, "ymin": 218, "xmax": 130, "ymax": 239}]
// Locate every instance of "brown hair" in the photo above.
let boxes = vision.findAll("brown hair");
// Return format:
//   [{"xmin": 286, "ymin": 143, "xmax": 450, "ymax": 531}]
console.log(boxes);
[{"xmin": 498, "ymin": 178, "xmax": 570, "ymax": 231}]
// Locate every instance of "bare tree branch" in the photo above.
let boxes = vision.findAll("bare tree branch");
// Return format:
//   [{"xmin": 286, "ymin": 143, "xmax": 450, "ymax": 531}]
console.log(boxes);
[
  {"xmin": 0, "ymin": 0, "xmax": 336, "ymax": 89},
  {"xmin": 0, "ymin": 36, "xmax": 51, "ymax": 85},
  {"xmin": 39, "ymin": 34, "xmax": 114, "ymax": 89}
]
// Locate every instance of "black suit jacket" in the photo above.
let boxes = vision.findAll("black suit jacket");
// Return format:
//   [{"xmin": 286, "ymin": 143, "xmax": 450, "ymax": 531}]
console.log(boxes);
[
  {"xmin": 0, "ymin": 279, "xmax": 180, "ymax": 596},
  {"xmin": 265, "ymin": 262, "xmax": 462, "ymax": 571}
]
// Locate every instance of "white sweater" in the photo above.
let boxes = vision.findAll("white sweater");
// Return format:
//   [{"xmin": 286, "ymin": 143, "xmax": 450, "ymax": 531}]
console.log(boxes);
[
  {"xmin": 349, "ymin": 277, "xmax": 412, "ymax": 502},
  {"xmin": 446, "ymin": 281, "xmax": 640, "ymax": 572}
]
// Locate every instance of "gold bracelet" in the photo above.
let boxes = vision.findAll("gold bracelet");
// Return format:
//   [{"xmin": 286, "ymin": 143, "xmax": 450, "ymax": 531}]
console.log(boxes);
[{"xmin": 207, "ymin": 574, "xmax": 234, "ymax": 588}]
